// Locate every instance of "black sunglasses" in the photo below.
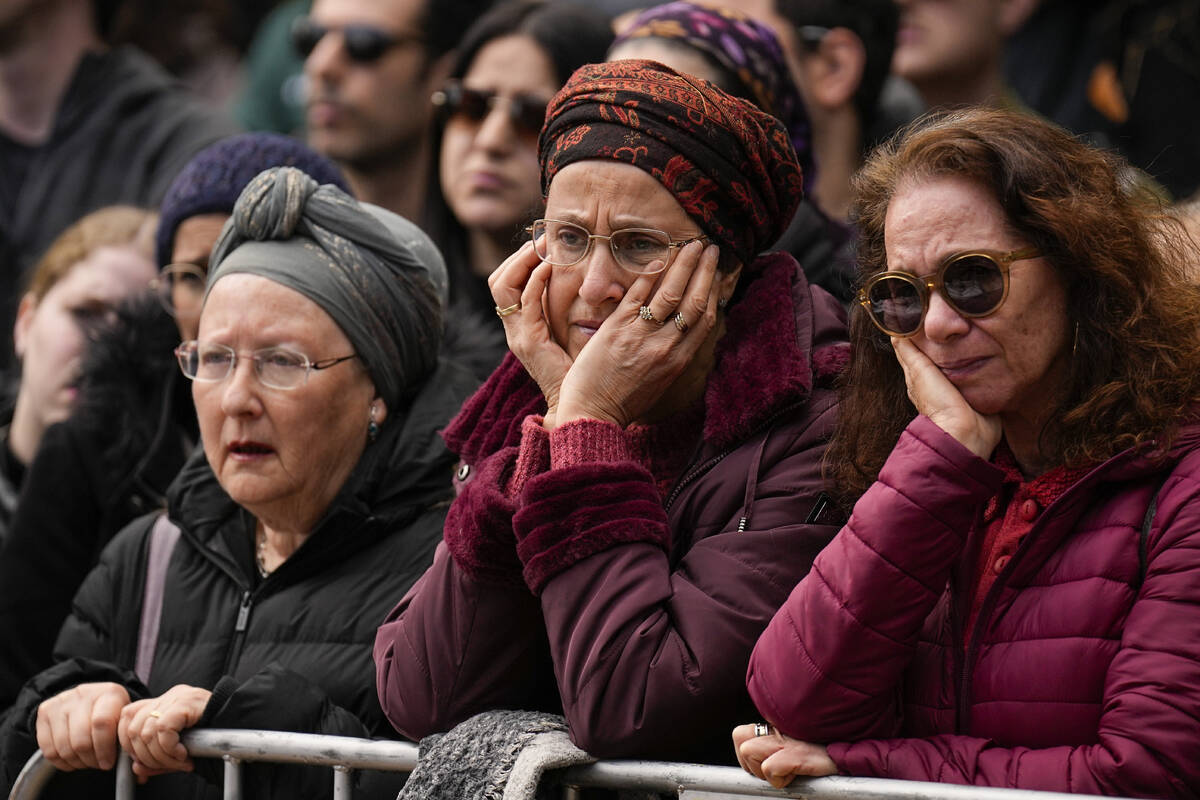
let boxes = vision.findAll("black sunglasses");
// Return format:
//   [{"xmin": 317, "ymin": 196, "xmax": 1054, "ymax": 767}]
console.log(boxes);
[
  {"xmin": 432, "ymin": 81, "xmax": 549, "ymax": 137},
  {"xmin": 291, "ymin": 16, "xmax": 422, "ymax": 63},
  {"xmin": 858, "ymin": 248, "xmax": 1041, "ymax": 337}
]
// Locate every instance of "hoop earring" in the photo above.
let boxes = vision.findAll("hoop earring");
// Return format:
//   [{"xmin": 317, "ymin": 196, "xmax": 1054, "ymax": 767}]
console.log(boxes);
[{"xmin": 367, "ymin": 404, "xmax": 380, "ymax": 442}]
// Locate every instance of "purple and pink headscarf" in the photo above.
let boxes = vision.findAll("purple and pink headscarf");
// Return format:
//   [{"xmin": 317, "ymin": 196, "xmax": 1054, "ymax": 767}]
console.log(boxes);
[{"xmin": 611, "ymin": 1, "xmax": 814, "ymax": 182}]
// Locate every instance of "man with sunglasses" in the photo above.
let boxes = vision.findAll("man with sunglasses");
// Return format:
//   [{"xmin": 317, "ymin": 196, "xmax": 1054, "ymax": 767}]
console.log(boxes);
[{"xmin": 298, "ymin": 0, "xmax": 493, "ymax": 225}]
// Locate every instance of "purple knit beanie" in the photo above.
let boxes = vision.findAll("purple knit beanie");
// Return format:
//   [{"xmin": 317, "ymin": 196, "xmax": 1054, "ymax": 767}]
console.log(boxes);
[{"xmin": 154, "ymin": 132, "xmax": 351, "ymax": 267}]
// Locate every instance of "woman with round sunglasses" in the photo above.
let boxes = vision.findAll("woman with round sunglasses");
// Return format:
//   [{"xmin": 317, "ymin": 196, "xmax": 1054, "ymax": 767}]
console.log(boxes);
[
  {"xmin": 0, "ymin": 167, "xmax": 476, "ymax": 799},
  {"xmin": 734, "ymin": 108, "xmax": 1200, "ymax": 795},
  {"xmin": 376, "ymin": 59, "xmax": 848, "ymax": 763},
  {"xmin": 424, "ymin": 0, "xmax": 612, "ymax": 378}
]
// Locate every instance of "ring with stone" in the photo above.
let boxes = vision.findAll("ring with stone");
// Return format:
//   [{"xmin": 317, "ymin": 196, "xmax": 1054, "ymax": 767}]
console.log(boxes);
[{"xmin": 639, "ymin": 305, "xmax": 664, "ymax": 325}]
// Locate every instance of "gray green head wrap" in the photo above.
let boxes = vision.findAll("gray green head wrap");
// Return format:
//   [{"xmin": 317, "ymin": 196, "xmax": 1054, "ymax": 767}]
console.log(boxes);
[{"xmin": 207, "ymin": 166, "xmax": 447, "ymax": 409}]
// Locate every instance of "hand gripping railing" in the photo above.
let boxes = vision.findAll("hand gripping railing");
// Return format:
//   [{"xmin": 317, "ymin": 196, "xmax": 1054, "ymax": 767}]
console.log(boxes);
[{"xmin": 9, "ymin": 729, "xmax": 1139, "ymax": 800}]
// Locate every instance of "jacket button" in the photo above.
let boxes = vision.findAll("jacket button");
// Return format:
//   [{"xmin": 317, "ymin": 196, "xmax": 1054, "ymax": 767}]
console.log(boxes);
[
  {"xmin": 994, "ymin": 555, "xmax": 1010, "ymax": 574},
  {"xmin": 456, "ymin": 464, "xmax": 471, "ymax": 481},
  {"xmin": 1020, "ymin": 499, "xmax": 1038, "ymax": 521}
]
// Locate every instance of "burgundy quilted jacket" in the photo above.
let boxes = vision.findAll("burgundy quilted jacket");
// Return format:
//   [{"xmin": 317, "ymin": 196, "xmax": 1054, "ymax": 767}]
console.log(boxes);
[
  {"xmin": 375, "ymin": 254, "xmax": 847, "ymax": 762},
  {"xmin": 748, "ymin": 415, "xmax": 1200, "ymax": 797}
]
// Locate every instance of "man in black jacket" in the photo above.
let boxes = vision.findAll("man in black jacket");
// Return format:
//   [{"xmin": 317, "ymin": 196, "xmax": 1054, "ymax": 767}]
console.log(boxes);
[{"xmin": 0, "ymin": 0, "xmax": 236, "ymax": 373}]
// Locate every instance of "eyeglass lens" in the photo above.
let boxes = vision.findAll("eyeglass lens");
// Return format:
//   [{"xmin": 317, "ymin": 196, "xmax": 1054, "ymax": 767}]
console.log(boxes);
[
  {"xmin": 155, "ymin": 264, "xmax": 206, "ymax": 319},
  {"xmin": 440, "ymin": 83, "xmax": 548, "ymax": 136},
  {"xmin": 531, "ymin": 220, "xmax": 674, "ymax": 274},
  {"xmin": 177, "ymin": 343, "xmax": 313, "ymax": 389},
  {"xmin": 865, "ymin": 254, "xmax": 1008, "ymax": 335},
  {"xmin": 291, "ymin": 17, "xmax": 399, "ymax": 63}
]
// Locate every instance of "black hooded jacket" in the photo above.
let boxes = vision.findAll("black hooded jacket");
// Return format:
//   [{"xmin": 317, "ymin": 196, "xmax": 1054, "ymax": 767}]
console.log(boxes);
[
  {"xmin": 0, "ymin": 46, "xmax": 237, "ymax": 369},
  {"xmin": 0, "ymin": 356, "xmax": 477, "ymax": 799}
]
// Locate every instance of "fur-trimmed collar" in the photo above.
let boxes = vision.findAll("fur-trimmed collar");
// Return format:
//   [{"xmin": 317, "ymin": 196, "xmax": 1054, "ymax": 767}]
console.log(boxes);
[{"xmin": 442, "ymin": 252, "xmax": 848, "ymax": 462}]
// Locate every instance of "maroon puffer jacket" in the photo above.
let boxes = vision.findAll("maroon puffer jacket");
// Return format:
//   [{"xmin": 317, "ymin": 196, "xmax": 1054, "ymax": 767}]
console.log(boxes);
[
  {"xmin": 375, "ymin": 254, "xmax": 847, "ymax": 763},
  {"xmin": 748, "ymin": 415, "xmax": 1200, "ymax": 797}
]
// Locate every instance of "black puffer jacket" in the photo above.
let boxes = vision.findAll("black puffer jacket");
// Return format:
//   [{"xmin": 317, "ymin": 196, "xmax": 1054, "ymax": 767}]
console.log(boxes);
[{"xmin": 0, "ymin": 357, "xmax": 477, "ymax": 799}]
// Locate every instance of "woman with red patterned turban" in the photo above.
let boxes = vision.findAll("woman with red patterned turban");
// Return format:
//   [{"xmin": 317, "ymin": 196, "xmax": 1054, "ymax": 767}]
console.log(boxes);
[{"xmin": 375, "ymin": 60, "xmax": 848, "ymax": 763}]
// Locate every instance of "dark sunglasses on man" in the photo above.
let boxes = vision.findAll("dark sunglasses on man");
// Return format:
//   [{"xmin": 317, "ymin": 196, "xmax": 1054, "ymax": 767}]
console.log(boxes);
[
  {"xmin": 431, "ymin": 81, "xmax": 549, "ymax": 138},
  {"xmin": 291, "ymin": 15, "xmax": 422, "ymax": 63}
]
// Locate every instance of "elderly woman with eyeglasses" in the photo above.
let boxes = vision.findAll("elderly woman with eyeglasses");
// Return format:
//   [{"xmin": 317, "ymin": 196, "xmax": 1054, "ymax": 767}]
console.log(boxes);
[
  {"xmin": 374, "ymin": 60, "xmax": 848, "ymax": 763},
  {"xmin": 733, "ymin": 109, "xmax": 1200, "ymax": 796},
  {"xmin": 0, "ymin": 167, "xmax": 476, "ymax": 800},
  {"xmin": 0, "ymin": 133, "xmax": 352, "ymax": 713}
]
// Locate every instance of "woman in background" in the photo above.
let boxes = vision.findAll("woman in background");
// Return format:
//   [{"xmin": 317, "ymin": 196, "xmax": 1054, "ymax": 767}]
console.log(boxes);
[
  {"xmin": 426, "ymin": 0, "xmax": 612, "ymax": 377},
  {"xmin": 0, "ymin": 207, "xmax": 157, "ymax": 545},
  {"xmin": 607, "ymin": 1, "xmax": 854, "ymax": 302}
]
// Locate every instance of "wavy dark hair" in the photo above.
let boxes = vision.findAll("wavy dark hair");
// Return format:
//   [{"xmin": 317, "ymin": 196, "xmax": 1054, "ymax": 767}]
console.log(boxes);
[{"xmin": 826, "ymin": 107, "xmax": 1200, "ymax": 505}]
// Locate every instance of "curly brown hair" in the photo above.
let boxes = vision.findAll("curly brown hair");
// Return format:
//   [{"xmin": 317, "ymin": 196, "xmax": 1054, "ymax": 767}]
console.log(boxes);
[{"xmin": 826, "ymin": 107, "xmax": 1200, "ymax": 505}]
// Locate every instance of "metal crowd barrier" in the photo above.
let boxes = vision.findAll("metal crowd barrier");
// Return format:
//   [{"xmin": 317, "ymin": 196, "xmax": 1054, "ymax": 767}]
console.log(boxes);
[{"xmin": 8, "ymin": 729, "xmax": 1137, "ymax": 800}]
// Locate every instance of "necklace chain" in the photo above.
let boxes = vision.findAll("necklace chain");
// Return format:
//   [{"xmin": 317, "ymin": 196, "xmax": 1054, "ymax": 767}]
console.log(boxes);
[{"xmin": 255, "ymin": 527, "xmax": 273, "ymax": 579}]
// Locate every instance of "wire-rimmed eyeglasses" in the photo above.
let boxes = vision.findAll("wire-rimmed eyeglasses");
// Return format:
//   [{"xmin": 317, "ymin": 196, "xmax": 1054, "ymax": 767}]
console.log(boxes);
[
  {"xmin": 175, "ymin": 340, "xmax": 358, "ymax": 391},
  {"xmin": 527, "ymin": 218, "xmax": 709, "ymax": 275},
  {"xmin": 149, "ymin": 263, "xmax": 206, "ymax": 319}
]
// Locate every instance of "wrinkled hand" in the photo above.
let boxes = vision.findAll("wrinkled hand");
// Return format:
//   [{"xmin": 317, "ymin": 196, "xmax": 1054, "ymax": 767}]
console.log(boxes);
[
  {"xmin": 489, "ymin": 241, "xmax": 572, "ymax": 424},
  {"xmin": 732, "ymin": 723, "xmax": 837, "ymax": 788},
  {"xmin": 556, "ymin": 241, "xmax": 721, "ymax": 428},
  {"xmin": 36, "ymin": 682, "xmax": 130, "ymax": 772},
  {"xmin": 892, "ymin": 337, "xmax": 1001, "ymax": 459},
  {"xmin": 117, "ymin": 684, "xmax": 211, "ymax": 782}
]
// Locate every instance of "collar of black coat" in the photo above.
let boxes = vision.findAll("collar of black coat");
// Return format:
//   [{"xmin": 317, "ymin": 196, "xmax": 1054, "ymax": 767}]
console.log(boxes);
[{"xmin": 443, "ymin": 251, "xmax": 849, "ymax": 462}]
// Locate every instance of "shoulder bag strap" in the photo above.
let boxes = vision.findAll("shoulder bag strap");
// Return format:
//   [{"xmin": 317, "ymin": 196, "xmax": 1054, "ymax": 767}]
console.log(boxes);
[{"xmin": 135, "ymin": 514, "xmax": 181, "ymax": 684}]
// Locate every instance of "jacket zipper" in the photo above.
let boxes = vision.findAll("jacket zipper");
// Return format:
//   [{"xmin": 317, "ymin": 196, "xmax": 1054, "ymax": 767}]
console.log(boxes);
[
  {"xmin": 663, "ymin": 401, "xmax": 807, "ymax": 515},
  {"xmin": 221, "ymin": 590, "xmax": 254, "ymax": 675}
]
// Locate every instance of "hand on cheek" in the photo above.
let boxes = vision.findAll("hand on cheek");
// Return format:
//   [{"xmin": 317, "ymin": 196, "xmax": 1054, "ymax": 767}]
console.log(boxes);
[{"xmin": 892, "ymin": 336, "xmax": 1002, "ymax": 459}]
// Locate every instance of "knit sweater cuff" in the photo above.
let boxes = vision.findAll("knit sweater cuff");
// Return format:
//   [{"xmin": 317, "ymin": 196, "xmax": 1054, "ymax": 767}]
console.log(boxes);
[
  {"xmin": 549, "ymin": 418, "xmax": 634, "ymax": 469},
  {"xmin": 514, "ymin": 463, "xmax": 669, "ymax": 594},
  {"xmin": 506, "ymin": 415, "xmax": 551, "ymax": 498}
]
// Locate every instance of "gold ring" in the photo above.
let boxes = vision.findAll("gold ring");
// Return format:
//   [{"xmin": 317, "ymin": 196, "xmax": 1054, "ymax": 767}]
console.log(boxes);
[
  {"xmin": 672, "ymin": 312, "xmax": 689, "ymax": 333},
  {"xmin": 639, "ymin": 306, "xmax": 664, "ymax": 325},
  {"xmin": 495, "ymin": 302, "xmax": 521, "ymax": 318},
  {"xmin": 149, "ymin": 710, "xmax": 162, "ymax": 719}
]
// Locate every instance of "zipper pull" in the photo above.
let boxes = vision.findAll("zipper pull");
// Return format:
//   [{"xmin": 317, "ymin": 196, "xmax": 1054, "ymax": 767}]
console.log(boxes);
[{"xmin": 234, "ymin": 591, "xmax": 252, "ymax": 633}]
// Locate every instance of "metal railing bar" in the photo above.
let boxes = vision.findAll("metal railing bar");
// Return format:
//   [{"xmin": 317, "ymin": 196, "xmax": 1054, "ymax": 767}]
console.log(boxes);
[
  {"xmin": 8, "ymin": 731, "xmax": 1143, "ymax": 800},
  {"xmin": 556, "ymin": 761, "xmax": 1141, "ymax": 800},
  {"xmin": 333, "ymin": 765, "xmax": 353, "ymax": 799},
  {"xmin": 222, "ymin": 755, "xmax": 241, "ymax": 800},
  {"xmin": 113, "ymin": 754, "xmax": 134, "ymax": 800},
  {"xmin": 180, "ymin": 730, "xmax": 418, "ymax": 771},
  {"xmin": 7, "ymin": 753, "xmax": 54, "ymax": 800}
]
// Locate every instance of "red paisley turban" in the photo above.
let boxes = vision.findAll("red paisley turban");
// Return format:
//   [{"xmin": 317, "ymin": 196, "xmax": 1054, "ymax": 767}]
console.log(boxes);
[{"xmin": 538, "ymin": 59, "xmax": 803, "ymax": 271}]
